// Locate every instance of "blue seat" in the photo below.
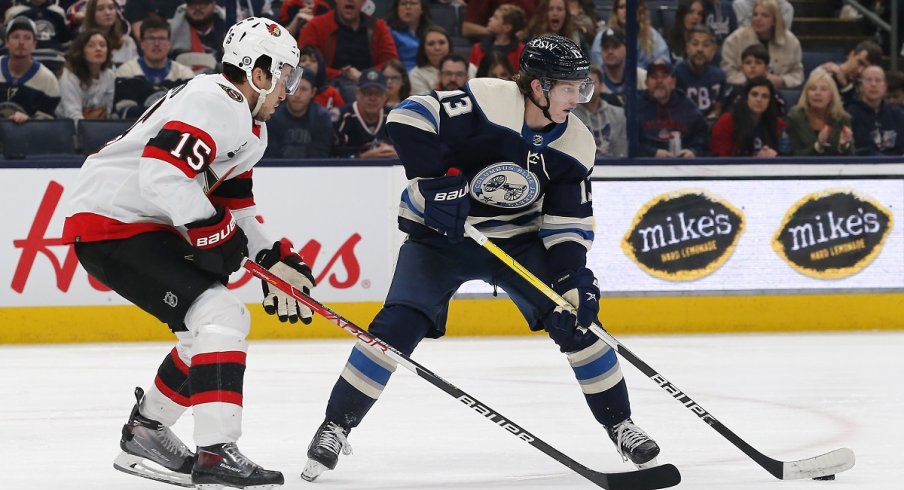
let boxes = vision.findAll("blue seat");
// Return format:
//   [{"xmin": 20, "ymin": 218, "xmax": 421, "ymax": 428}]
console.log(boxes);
[
  {"xmin": 801, "ymin": 50, "xmax": 845, "ymax": 79},
  {"xmin": 0, "ymin": 119, "xmax": 76, "ymax": 158},
  {"xmin": 78, "ymin": 119, "xmax": 134, "ymax": 155},
  {"xmin": 778, "ymin": 87, "xmax": 803, "ymax": 108}
]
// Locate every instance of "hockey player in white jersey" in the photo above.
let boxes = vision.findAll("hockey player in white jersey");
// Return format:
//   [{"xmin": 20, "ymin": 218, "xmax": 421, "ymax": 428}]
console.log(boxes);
[
  {"xmin": 62, "ymin": 17, "xmax": 310, "ymax": 489},
  {"xmin": 300, "ymin": 35, "xmax": 662, "ymax": 482}
]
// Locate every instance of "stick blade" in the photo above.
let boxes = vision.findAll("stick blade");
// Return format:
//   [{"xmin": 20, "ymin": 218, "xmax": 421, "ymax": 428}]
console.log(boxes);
[
  {"xmin": 591, "ymin": 463, "xmax": 681, "ymax": 490},
  {"xmin": 781, "ymin": 448, "xmax": 855, "ymax": 480}
]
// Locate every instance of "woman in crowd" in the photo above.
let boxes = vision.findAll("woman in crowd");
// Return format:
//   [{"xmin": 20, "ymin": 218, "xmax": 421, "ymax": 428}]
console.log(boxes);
[
  {"xmin": 387, "ymin": 0, "xmax": 434, "ymax": 72},
  {"xmin": 82, "ymin": 0, "xmax": 138, "ymax": 66},
  {"xmin": 710, "ymin": 76, "xmax": 786, "ymax": 156},
  {"xmin": 383, "ymin": 58, "xmax": 411, "ymax": 109},
  {"xmin": 57, "ymin": 29, "xmax": 115, "ymax": 120},
  {"xmin": 786, "ymin": 68, "xmax": 854, "ymax": 156},
  {"xmin": 475, "ymin": 50, "xmax": 515, "ymax": 79},
  {"xmin": 592, "ymin": 0, "xmax": 669, "ymax": 69},
  {"xmin": 566, "ymin": 0, "xmax": 597, "ymax": 46},
  {"xmin": 721, "ymin": 0, "xmax": 803, "ymax": 88},
  {"xmin": 524, "ymin": 0, "xmax": 586, "ymax": 52},
  {"xmin": 667, "ymin": 0, "xmax": 705, "ymax": 61},
  {"xmin": 408, "ymin": 25, "xmax": 452, "ymax": 95}
]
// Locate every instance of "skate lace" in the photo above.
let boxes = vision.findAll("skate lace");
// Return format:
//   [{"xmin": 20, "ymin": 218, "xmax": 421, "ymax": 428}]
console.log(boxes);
[
  {"xmin": 318, "ymin": 423, "xmax": 353, "ymax": 456},
  {"xmin": 224, "ymin": 443, "xmax": 255, "ymax": 468},
  {"xmin": 613, "ymin": 421, "xmax": 651, "ymax": 463},
  {"xmin": 156, "ymin": 426, "xmax": 192, "ymax": 458}
]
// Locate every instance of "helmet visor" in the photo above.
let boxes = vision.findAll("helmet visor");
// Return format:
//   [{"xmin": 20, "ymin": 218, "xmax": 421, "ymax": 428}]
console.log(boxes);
[
  {"xmin": 548, "ymin": 78, "xmax": 595, "ymax": 104},
  {"xmin": 278, "ymin": 64, "xmax": 303, "ymax": 95}
]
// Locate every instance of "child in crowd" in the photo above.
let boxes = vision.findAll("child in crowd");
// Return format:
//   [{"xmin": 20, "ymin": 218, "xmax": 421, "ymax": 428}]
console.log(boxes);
[
  {"xmin": 299, "ymin": 45, "xmax": 344, "ymax": 120},
  {"xmin": 722, "ymin": 44, "xmax": 785, "ymax": 113},
  {"xmin": 468, "ymin": 3, "xmax": 525, "ymax": 76}
]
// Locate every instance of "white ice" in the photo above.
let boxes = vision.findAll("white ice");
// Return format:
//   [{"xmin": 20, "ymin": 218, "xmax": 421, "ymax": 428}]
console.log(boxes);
[{"xmin": 1, "ymin": 332, "xmax": 900, "ymax": 490}]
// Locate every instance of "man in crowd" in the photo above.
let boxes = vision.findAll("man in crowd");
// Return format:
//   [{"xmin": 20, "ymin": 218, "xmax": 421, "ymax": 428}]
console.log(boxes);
[
  {"xmin": 637, "ymin": 59, "xmax": 708, "ymax": 157},
  {"xmin": 437, "ymin": 53, "xmax": 470, "ymax": 91},
  {"xmin": 673, "ymin": 25, "xmax": 726, "ymax": 121},
  {"xmin": 574, "ymin": 65, "xmax": 627, "ymax": 158},
  {"xmin": 819, "ymin": 40, "xmax": 883, "ymax": 105},
  {"xmin": 266, "ymin": 69, "xmax": 334, "ymax": 158},
  {"xmin": 0, "ymin": 17, "xmax": 60, "ymax": 122},
  {"xmin": 169, "ymin": 0, "xmax": 228, "ymax": 65},
  {"xmin": 333, "ymin": 68, "xmax": 396, "ymax": 158},
  {"xmin": 846, "ymin": 65, "xmax": 904, "ymax": 155},
  {"xmin": 4, "ymin": 0, "xmax": 70, "ymax": 51},
  {"xmin": 594, "ymin": 27, "xmax": 646, "ymax": 103}
]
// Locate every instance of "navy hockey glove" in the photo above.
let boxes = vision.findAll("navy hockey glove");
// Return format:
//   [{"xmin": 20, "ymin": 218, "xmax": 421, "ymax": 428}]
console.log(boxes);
[
  {"xmin": 185, "ymin": 206, "xmax": 248, "ymax": 277},
  {"xmin": 419, "ymin": 175, "xmax": 471, "ymax": 242},
  {"xmin": 544, "ymin": 268, "xmax": 601, "ymax": 344},
  {"xmin": 256, "ymin": 241, "xmax": 316, "ymax": 324}
]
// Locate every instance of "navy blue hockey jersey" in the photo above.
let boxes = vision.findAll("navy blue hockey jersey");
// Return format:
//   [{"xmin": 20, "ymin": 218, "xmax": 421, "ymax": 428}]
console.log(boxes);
[{"xmin": 385, "ymin": 78, "xmax": 596, "ymax": 259}]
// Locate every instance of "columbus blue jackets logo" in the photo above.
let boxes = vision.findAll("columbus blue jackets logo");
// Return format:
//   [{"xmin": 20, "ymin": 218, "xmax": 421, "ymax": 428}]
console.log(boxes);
[{"xmin": 471, "ymin": 163, "xmax": 540, "ymax": 208}]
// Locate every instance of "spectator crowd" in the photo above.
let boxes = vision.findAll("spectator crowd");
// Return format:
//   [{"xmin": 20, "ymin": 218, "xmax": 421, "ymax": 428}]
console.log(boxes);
[{"xmin": 0, "ymin": 0, "xmax": 902, "ymax": 159}]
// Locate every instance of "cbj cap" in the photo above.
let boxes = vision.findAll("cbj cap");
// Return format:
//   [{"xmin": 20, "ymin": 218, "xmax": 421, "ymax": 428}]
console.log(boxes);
[
  {"xmin": 6, "ymin": 17, "xmax": 36, "ymax": 40},
  {"xmin": 358, "ymin": 68, "xmax": 387, "ymax": 91}
]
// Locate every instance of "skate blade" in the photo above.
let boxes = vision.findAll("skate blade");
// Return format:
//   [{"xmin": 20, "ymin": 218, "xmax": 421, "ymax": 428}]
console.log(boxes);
[
  {"xmin": 301, "ymin": 460, "xmax": 329, "ymax": 482},
  {"xmin": 195, "ymin": 485, "xmax": 281, "ymax": 490},
  {"xmin": 114, "ymin": 451, "xmax": 193, "ymax": 487},
  {"xmin": 635, "ymin": 456, "xmax": 660, "ymax": 470}
]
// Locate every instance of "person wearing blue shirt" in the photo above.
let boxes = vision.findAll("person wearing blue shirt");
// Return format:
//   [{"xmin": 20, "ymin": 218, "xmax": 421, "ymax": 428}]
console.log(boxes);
[
  {"xmin": 386, "ymin": 0, "xmax": 432, "ymax": 72},
  {"xmin": 265, "ymin": 69, "xmax": 333, "ymax": 158},
  {"xmin": 673, "ymin": 25, "xmax": 727, "ymax": 121},
  {"xmin": 846, "ymin": 65, "xmax": 904, "ymax": 156},
  {"xmin": 638, "ymin": 59, "xmax": 709, "ymax": 157}
]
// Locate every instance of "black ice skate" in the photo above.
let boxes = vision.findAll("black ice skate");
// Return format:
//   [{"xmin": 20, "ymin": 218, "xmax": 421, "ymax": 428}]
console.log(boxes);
[
  {"xmin": 192, "ymin": 442, "xmax": 284, "ymax": 489},
  {"xmin": 605, "ymin": 418, "xmax": 661, "ymax": 469},
  {"xmin": 301, "ymin": 421, "xmax": 353, "ymax": 482},
  {"xmin": 113, "ymin": 387, "xmax": 195, "ymax": 487}
]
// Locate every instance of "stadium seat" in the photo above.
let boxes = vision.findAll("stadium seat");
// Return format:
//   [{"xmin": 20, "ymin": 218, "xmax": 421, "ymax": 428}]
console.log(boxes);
[
  {"xmin": 801, "ymin": 50, "xmax": 845, "ymax": 78},
  {"xmin": 778, "ymin": 87, "xmax": 803, "ymax": 107},
  {"xmin": 655, "ymin": 5, "xmax": 677, "ymax": 34},
  {"xmin": 78, "ymin": 119, "xmax": 134, "ymax": 155},
  {"xmin": 429, "ymin": 3, "xmax": 462, "ymax": 37},
  {"xmin": 0, "ymin": 119, "xmax": 76, "ymax": 158}
]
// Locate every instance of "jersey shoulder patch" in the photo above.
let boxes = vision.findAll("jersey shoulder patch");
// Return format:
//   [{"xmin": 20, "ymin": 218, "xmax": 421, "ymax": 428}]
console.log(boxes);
[
  {"xmin": 465, "ymin": 78, "xmax": 525, "ymax": 133},
  {"xmin": 216, "ymin": 82, "xmax": 245, "ymax": 103}
]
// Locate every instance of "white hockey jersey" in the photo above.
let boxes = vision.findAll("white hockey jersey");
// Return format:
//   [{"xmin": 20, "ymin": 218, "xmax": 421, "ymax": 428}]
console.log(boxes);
[{"xmin": 63, "ymin": 74, "xmax": 273, "ymax": 257}]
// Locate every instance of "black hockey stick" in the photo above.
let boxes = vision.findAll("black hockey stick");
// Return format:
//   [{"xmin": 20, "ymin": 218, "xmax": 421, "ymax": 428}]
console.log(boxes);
[
  {"xmin": 462, "ymin": 223, "xmax": 855, "ymax": 481},
  {"xmin": 243, "ymin": 258, "xmax": 680, "ymax": 490}
]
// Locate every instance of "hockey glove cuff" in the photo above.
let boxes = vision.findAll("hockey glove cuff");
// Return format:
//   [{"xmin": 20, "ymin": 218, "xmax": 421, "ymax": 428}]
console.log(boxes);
[
  {"xmin": 419, "ymin": 175, "xmax": 471, "ymax": 242},
  {"xmin": 256, "ymin": 241, "xmax": 316, "ymax": 324},
  {"xmin": 185, "ymin": 206, "xmax": 248, "ymax": 277}
]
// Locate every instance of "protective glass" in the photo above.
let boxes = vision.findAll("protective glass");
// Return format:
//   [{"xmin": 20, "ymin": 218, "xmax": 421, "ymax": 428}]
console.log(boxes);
[
  {"xmin": 277, "ymin": 64, "xmax": 303, "ymax": 95},
  {"xmin": 548, "ymin": 78, "xmax": 595, "ymax": 104}
]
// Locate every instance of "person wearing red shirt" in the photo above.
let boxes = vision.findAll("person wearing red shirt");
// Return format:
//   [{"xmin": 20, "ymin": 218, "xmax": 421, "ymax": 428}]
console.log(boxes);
[{"xmin": 711, "ymin": 76, "xmax": 787, "ymax": 156}]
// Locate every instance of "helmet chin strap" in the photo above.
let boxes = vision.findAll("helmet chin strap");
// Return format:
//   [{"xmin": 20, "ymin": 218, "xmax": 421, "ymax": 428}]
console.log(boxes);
[
  {"xmin": 527, "ymin": 91, "xmax": 555, "ymax": 125},
  {"xmin": 249, "ymin": 71, "xmax": 278, "ymax": 117}
]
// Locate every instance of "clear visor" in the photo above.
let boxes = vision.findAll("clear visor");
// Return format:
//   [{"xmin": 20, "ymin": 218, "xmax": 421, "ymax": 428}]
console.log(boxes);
[
  {"xmin": 276, "ymin": 63, "xmax": 303, "ymax": 95},
  {"xmin": 547, "ymin": 78, "xmax": 595, "ymax": 104}
]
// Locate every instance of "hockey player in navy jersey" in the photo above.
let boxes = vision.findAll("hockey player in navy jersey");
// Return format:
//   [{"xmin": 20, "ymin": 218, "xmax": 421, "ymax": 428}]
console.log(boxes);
[
  {"xmin": 301, "ymin": 34, "xmax": 662, "ymax": 482},
  {"xmin": 63, "ymin": 18, "xmax": 311, "ymax": 490}
]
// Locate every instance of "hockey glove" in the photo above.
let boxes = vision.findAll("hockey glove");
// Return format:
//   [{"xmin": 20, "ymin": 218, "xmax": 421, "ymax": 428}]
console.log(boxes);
[
  {"xmin": 544, "ymin": 268, "xmax": 601, "ymax": 344},
  {"xmin": 419, "ymin": 175, "xmax": 471, "ymax": 242},
  {"xmin": 185, "ymin": 206, "xmax": 248, "ymax": 277},
  {"xmin": 256, "ymin": 241, "xmax": 316, "ymax": 324}
]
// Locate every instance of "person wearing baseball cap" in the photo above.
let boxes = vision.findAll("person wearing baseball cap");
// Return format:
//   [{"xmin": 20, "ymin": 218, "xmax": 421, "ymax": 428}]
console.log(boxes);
[
  {"xmin": 638, "ymin": 57, "xmax": 709, "ymax": 157},
  {"xmin": 333, "ymin": 68, "xmax": 397, "ymax": 158},
  {"xmin": 0, "ymin": 16, "xmax": 61, "ymax": 122},
  {"xmin": 595, "ymin": 26, "xmax": 648, "ymax": 99}
]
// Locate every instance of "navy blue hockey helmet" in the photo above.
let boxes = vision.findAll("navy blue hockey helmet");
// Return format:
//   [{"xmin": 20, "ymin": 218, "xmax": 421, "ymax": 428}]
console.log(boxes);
[{"xmin": 519, "ymin": 35, "xmax": 591, "ymax": 82}]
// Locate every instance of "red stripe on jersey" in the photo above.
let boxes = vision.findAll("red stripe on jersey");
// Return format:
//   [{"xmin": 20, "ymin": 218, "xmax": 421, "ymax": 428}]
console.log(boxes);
[
  {"xmin": 141, "ymin": 145, "xmax": 199, "ymax": 178},
  {"xmin": 154, "ymin": 376, "xmax": 190, "ymax": 407},
  {"xmin": 163, "ymin": 121, "xmax": 218, "ymax": 161},
  {"xmin": 209, "ymin": 195, "xmax": 256, "ymax": 210},
  {"xmin": 169, "ymin": 347, "xmax": 189, "ymax": 375},
  {"xmin": 252, "ymin": 123, "xmax": 261, "ymax": 138},
  {"xmin": 62, "ymin": 212, "xmax": 177, "ymax": 244},
  {"xmin": 191, "ymin": 351, "xmax": 247, "ymax": 366},
  {"xmin": 191, "ymin": 390, "xmax": 244, "ymax": 407}
]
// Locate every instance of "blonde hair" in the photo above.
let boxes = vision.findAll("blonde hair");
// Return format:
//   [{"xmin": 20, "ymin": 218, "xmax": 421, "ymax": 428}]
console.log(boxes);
[
  {"xmin": 609, "ymin": 0, "xmax": 654, "ymax": 58},
  {"xmin": 796, "ymin": 68, "xmax": 848, "ymax": 121},
  {"xmin": 754, "ymin": 0, "xmax": 786, "ymax": 45}
]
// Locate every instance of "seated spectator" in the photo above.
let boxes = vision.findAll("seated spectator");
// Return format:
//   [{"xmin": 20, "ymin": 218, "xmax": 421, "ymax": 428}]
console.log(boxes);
[
  {"xmin": 297, "ymin": 0, "xmax": 399, "ymax": 99},
  {"xmin": 711, "ymin": 76, "xmax": 786, "ymax": 156},
  {"xmin": 0, "ymin": 17, "xmax": 59, "ymax": 121},
  {"xmin": 819, "ymin": 40, "xmax": 883, "ymax": 106},
  {"xmin": 123, "ymin": 0, "xmax": 181, "ymax": 40},
  {"xmin": 887, "ymin": 70, "xmax": 904, "ymax": 106},
  {"xmin": 333, "ymin": 68, "xmax": 397, "ymax": 158},
  {"xmin": 468, "ymin": 3, "xmax": 525, "ymax": 76},
  {"xmin": 721, "ymin": 43, "xmax": 787, "ymax": 113},
  {"xmin": 592, "ymin": 0, "xmax": 669, "ymax": 69},
  {"xmin": 702, "ymin": 0, "xmax": 738, "ymax": 47},
  {"xmin": 574, "ymin": 65, "xmax": 627, "ymax": 158},
  {"xmin": 667, "ymin": 0, "xmax": 704, "ymax": 61},
  {"xmin": 734, "ymin": 0, "xmax": 793, "ymax": 29},
  {"xmin": 299, "ymin": 45, "xmax": 345, "ymax": 114},
  {"xmin": 637, "ymin": 59, "xmax": 709, "ymax": 157},
  {"xmin": 721, "ymin": 0, "xmax": 803, "ymax": 89},
  {"xmin": 5, "ymin": 0, "xmax": 71, "ymax": 51},
  {"xmin": 78, "ymin": 0, "xmax": 137, "ymax": 66},
  {"xmin": 387, "ymin": 0, "xmax": 432, "ymax": 72},
  {"xmin": 383, "ymin": 58, "xmax": 409, "ymax": 108},
  {"xmin": 568, "ymin": 0, "xmax": 596, "ymax": 46},
  {"xmin": 409, "ymin": 25, "xmax": 450, "ymax": 95},
  {"xmin": 524, "ymin": 0, "xmax": 586, "ymax": 53},
  {"xmin": 437, "ymin": 53, "xmax": 469, "ymax": 91},
  {"xmin": 673, "ymin": 25, "xmax": 726, "ymax": 121},
  {"xmin": 846, "ymin": 65, "xmax": 904, "ymax": 155},
  {"xmin": 475, "ymin": 50, "xmax": 515, "ymax": 79},
  {"xmin": 265, "ymin": 69, "xmax": 333, "ymax": 159},
  {"xmin": 113, "ymin": 17, "xmax": 194, "ymax": 119},
  {"xmin": 786, "ymin": 68, "xmax": 854, "ymax": 156},
  {"xmin": 57, "ymin": 29, "xmax": 114, "ymax": 120},
  {"xmin": 461, "ymin": 0, "xmax": 535, "ymax": 42},
  {"xmin": 169, "ymin": 0, "xmax": 227, "ymax": 67},
  {"xmin": 596, "ymin": 27, "xmax": 647, "ymax": 101}
]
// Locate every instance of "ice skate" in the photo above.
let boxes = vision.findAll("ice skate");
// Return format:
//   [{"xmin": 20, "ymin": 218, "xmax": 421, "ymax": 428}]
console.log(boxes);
[
  {"xmin": 192, "ymin": 442, "xmax": 284, "ymax": 489},
  {"xmin": 605, "ymin": 418, "xmax": 661, "ymax": 469},
  {"xmin": 301, "ymin": 421, "xmax": 353, "ymax": 482},
  {"xmin": 113, "ymin": 387, "xmax": 195, "ymax": 487}
]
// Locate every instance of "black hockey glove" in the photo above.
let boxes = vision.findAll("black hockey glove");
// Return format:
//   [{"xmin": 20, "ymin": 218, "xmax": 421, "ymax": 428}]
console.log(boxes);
[
  {"xmin": 256, "ymin": 241, "xmax": 316, "ymax": 324},
  {"xmin": 419, "ymin": 175, "xmax": 471, "ymax": 242},
  {"xmin": 544, "ymin": 268, "xmax": 601, "ymax": 344},
  {"xmin": 184, "ymin": 206, "xmax": 248, "ymax": 277}
]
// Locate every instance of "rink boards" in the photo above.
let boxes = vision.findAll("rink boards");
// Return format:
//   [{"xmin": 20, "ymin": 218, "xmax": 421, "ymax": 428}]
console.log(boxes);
[{"xmin": 2, "ymin": 163, "xmax": 903, "ymax": 343}]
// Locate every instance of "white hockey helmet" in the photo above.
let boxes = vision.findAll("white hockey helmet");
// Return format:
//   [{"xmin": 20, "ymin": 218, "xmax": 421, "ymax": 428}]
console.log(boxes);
[{"xmin": 222, "ymin": 17, "xmax": 302, "ymax": 115}]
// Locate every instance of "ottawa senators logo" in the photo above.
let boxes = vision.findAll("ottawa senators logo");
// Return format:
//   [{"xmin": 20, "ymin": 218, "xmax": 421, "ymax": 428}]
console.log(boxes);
[{"xmin": 267, "ymin": 23, "xmax": 281, "ymax": 37}]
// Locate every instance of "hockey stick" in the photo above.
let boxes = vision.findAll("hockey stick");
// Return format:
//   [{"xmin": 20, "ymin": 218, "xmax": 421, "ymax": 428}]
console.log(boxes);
[
  {"xmin": 242, "ymin": 258, "xmax": 680, "ymax": 490},
  {"xmin": 462, "ymin": 223, "xmax": 855, "ymax": 481}
]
